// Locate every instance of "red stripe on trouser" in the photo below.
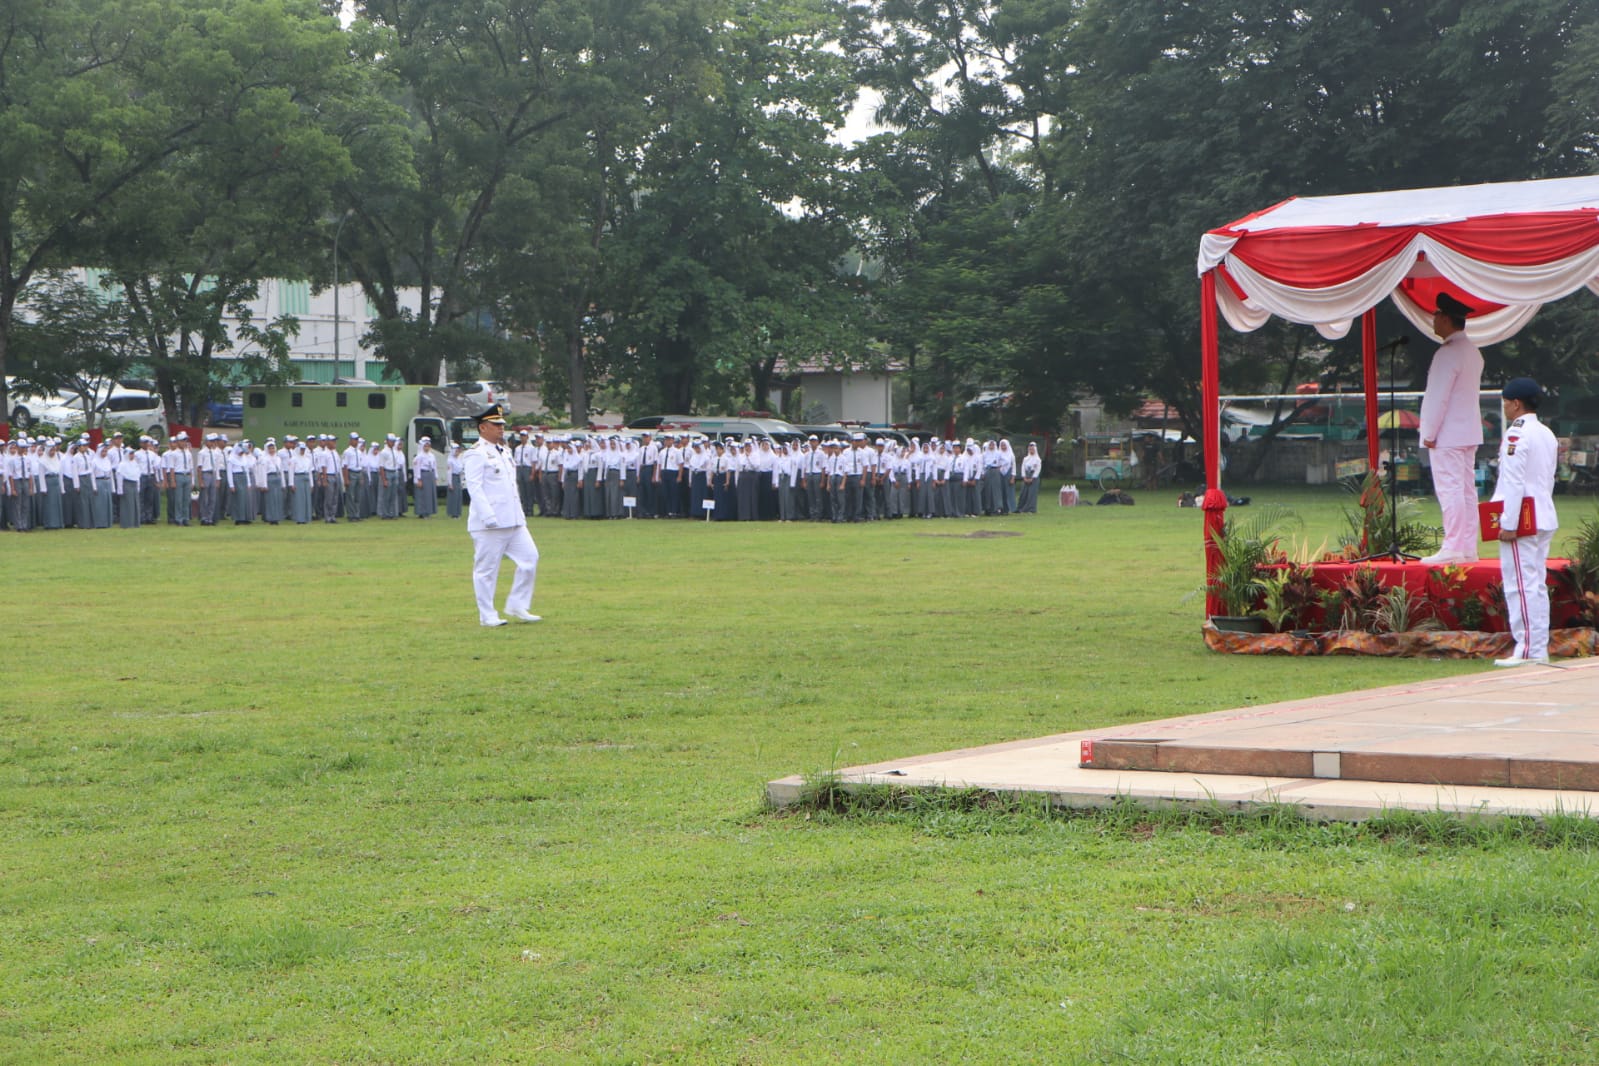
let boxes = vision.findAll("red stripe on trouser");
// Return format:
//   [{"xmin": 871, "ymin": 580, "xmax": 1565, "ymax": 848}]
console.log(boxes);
[{"xmin": 1510, "ymin": 539, "xmax": 1530, "ymax": 657}]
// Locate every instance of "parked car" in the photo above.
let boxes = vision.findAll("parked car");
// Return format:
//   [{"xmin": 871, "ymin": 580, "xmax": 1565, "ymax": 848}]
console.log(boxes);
[
  {"xmin": 5, "ymin": 378, "xmax": 68, "ymax": 428},
  {"xmin": 629, "ymin": 414, "xmax": 806, "ymax": 444},
  {"xmin": 34, "ymin": 388, "xmax": 168, "ymax": 439},
  {"xmin": 447, "ymin": 380, "xmax": 511, "ymax": 406},
  {"xmin": 203, "ymin": 393, "xmax": 243, "ymax": 427}
]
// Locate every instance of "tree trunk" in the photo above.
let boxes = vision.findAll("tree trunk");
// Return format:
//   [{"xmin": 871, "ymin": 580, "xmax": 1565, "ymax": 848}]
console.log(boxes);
[
  {"xmin": 749, "ymin": 355, "xmax": 777, "ymax": 412},
  {"xmin": 0, "ymin": 292, "xmax": 12, "ymax": 430},
  {"xmin": 565, "ymin": 324, "xmax": 587, "ymax": 427}
]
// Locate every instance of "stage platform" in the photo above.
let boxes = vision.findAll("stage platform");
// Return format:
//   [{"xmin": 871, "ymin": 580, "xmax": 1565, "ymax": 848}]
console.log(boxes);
[{"xmin": 767, "ymin": 660, "xmax": 1599, "ymax": 822}]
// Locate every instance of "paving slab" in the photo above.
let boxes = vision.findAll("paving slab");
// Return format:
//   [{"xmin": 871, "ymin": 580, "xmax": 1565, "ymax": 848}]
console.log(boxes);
[{"xmin": 767, "ymin": 660, "xmax": 1599, "ymax": 822}]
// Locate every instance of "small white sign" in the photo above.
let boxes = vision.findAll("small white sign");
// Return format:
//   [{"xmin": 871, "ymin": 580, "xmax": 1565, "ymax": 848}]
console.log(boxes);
[
  {"xmin": 622, "ymin": 496, "xmax": 637, "ymax": 508},
  {"xmin": 702, "ymin": 498, "xmax": 716, "ymax": 510}
]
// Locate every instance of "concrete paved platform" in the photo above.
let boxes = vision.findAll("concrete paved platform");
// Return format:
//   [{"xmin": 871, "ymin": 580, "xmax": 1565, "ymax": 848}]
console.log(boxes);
[{"xmin": 767, "ymin": 660, "xmax": 1599, "ymax": 822}]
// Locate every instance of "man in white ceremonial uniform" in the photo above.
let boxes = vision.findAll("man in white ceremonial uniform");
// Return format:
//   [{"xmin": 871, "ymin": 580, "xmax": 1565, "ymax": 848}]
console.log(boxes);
[
  {"xmin": 1419, "ymin": 291, "xmax": 1485, "ymax": 564},
  {"xmin": 1491, "ymin": 377, "xmax": 1558, "ymax": 667},
  {"xmin": 463, "ymin": 404, "xmax": 541, "ymax": 628}
]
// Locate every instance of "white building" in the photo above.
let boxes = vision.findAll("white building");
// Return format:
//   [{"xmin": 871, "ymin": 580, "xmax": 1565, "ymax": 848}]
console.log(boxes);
[
  {"xmin": 75, "ymin": 270, "xmax": 417, "ymax": 384},
  {"xmin": 769, "ymin": 358, "xmax": 903, "ymax": 425}
]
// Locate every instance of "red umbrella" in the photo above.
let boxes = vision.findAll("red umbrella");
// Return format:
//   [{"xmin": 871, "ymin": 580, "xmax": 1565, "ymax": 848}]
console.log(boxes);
[{"xmin": 1375, "ymin": 409, "xmax": 1420, "ymax": 430}]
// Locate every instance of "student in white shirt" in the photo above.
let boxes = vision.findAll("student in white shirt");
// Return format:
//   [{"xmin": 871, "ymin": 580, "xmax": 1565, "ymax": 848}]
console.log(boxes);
[
  {"xmin": 413, "ymin": 438, "xmax": 439, "ymax": 518},
  {"xmin": 1017, "ymin": 443, "xmax": 1043, "ymax": 513},
  {"xmin": 446, "ymin": 443, "xmax": 466, "ymax": 518}
]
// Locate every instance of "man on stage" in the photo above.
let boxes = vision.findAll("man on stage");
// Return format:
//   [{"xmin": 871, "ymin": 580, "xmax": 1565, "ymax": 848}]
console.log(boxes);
[
  {"xmin": 1419, "ymin": 291, "xmax": 1485, "ymax": 564},
  {"xmin": 463, "ymin": 404, "xmax": 541, "ymax": 628},
  {"xmin": 1491, "ymin": 378, "xmax": 1558, "ymax": 666}
]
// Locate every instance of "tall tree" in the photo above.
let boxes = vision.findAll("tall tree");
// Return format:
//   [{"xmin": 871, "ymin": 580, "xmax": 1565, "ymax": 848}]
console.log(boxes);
[
  {"xmin": 340, "ymin": 0, "xmax": 718, "ymax": 418},
  {"xmin": 1033, "ymin": 0, "xmax": 1599, "ymax": 431},
  {"xmin": 0, "ymin": 0, "xmax": 199, "ymax": 426},
  {"xmin": 473, "ymin": 0, "xmax": 723, "ymax": 424},
  {"xmin": 843, "ymin": 0, "xmax": 1056, "ymax": 430},
  {"xmin": 92, "ymin": 0, "xmax": 359, "ymax": 421},
  {"xmin": 595, "ymin": 0, "xmax": 862, "ymax": 417}
]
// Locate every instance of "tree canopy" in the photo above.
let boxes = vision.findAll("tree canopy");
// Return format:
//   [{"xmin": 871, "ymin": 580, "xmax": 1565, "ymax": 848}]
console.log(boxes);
[{"xmin": 3, "ymin": 0, "xmax": 1596, "ymax": 432}]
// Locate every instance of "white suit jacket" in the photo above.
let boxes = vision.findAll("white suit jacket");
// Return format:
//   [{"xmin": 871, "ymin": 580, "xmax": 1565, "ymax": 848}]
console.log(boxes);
[
  {"xmin": 463, "ymin": 439, "xmax": 526, "ymax": 532},
  {"xmin": 1419, "ymin": 331, "xmax": 1485, "ymax": 447}
]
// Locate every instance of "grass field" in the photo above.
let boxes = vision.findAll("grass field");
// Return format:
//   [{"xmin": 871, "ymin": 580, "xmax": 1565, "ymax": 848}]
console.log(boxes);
[{"xmin": 4, "ymin": 487, "xmax": 1598, "ymax": 1063}]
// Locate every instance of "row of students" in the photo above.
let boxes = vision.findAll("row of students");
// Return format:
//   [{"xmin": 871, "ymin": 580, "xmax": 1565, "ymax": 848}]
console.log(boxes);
[
  {"xmin": 4, "ymin": 429, "xmax": 1045, "ymax": 532},
  {"xmin": 504, "ymin": 431, "xmax": 1045, "ymax": 521},
  {"xmin": 1, "ymin": 430, "xmax": 462, "ymax": 530}
]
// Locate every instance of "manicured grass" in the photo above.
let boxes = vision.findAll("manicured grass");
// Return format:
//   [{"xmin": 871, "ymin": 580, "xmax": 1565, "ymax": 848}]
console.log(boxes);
[{"xmin": 3, "ymin": 487, "xmax": 1597, "ymax": 1063}]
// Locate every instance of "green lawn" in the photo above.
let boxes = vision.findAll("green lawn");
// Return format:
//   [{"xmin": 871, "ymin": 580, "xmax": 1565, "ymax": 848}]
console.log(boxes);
[{"xmin": 3, "ymin": 487, "xmax": 1597, "ymax": 1063}]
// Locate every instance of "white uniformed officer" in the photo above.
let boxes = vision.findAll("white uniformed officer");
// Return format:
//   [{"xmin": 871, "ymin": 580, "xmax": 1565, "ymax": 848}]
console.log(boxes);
[
  {"xmin": 463, "ymin": 404, "xmax": 540, "ymax": 627},
  {"xmin": 1492, "ymin": 377, "xmax": 1558, "ymax": 666},
  {"xmin": 1420, "ymin": 291, "xmax": 1486, "ymax": 564}
]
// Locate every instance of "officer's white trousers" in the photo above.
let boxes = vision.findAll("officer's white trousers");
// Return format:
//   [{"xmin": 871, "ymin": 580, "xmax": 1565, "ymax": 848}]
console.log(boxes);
[
  {"xmin": 471, "ymin": 526, "xmax": 539, "ymax": 624},
  {"xmin": 1501, "ymin": 529, "xmax": 1553, "ymax": 661},
  {"xmin": 1429, "ymin": 446, "xmax": 1479, "ymax": 559}
]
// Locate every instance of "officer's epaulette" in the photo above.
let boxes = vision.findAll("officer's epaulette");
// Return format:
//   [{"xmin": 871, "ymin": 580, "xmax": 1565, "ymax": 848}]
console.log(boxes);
[{"xmin": 1511, "ymin": 416, "xmax": 1526, "ymax": 427}]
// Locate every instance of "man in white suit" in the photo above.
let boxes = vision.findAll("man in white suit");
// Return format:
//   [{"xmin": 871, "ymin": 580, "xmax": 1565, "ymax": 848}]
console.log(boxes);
[
  {"xmin": 463, "ymin": 404, "xmax": 541, "ymax": 628},
  {"xmin": 1419, "ymin": 291, "xmax": 1485, "ymax": 564},
  {"xmin": 1491, "ymin": 378, "xmax": 1558, "ymax": 666}
]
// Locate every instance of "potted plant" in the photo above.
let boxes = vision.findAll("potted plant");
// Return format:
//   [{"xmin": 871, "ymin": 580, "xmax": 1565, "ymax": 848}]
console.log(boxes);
[
  {"xmin": 1205, "ymin": 505, "xmax": 1302, "ymax": 632},
  {"xmin": 1555, "ymin": 512, "xmax": 1599, "ymax": 629}
]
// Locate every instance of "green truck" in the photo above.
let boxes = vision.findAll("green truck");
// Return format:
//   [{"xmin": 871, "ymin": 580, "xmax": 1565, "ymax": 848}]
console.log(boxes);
[{"xmin": 241, "ymin": 383, "xmax": 480, "ymax": 456}]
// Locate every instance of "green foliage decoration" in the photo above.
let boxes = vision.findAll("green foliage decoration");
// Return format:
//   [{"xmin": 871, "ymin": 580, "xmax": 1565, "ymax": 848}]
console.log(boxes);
[{"xmin": 1204, "ymin": 503, "xmax": 1302, "ymax": 618}]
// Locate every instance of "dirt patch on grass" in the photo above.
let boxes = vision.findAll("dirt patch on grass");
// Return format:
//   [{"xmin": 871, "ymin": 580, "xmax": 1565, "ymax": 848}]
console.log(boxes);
[{"xmin": 916, "ymin": 529, "xmax": 1024, "ymax": 539}]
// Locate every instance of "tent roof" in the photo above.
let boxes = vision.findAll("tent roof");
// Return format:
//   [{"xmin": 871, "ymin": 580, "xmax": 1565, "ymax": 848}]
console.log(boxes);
[
  {"xmin": 1211, "ymin": 174, "xmax": 1599, "ymax": 234},
  {"xmin": 1198, "ymin": 174, "xmax": 1599, "ymax": 344}
]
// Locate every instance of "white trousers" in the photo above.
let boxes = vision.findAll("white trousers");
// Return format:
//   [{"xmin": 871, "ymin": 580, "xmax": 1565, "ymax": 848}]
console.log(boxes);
[
  {"xmin": 1429, "ymin": 446, "xmax": 1479, "ymax": 558},
  {"xmin": 1501, "ymin": 530, "xmax": 1553, "ymax": 660},
  {"xmin": 471, "ymin": 525, "xmax": 539, "ymax": 624}
]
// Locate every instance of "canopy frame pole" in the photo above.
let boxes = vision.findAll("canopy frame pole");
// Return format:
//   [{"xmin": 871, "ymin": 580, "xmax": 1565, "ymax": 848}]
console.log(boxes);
[
  {"xmin": 1362, "ymin": 309, "xmax": 1380, "ymax": 472},
  {"xmin": 1200, "ymin": 270, "xmax": 1228, "ymax": 617}
]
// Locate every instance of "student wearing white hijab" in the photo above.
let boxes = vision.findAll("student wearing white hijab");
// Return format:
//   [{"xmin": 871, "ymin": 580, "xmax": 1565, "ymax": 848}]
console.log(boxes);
[
  {"xmin": 1017, "ymin": 442, "xmax": 1042, "ymax": 513},
  {"xmin": 289, "ymin": 441, "xmax": 314, "ymax": 524},
  {"xmin": 446, "ymin": 443, "xmax": 465, "ymax": 518},
  {"xmin": 227, "ymin": 441, "xmax": 255, "ymax": 523},
  {"xmin": 258, "ymin": 441, "xmax": 286, "ymax": 524},
  {"xmin": 116, "ymin": 445, "xmax": 143, "ymax": 528},
  {"xmin": 998, "ymin": 440, "xmax": 1017, "ymax": 514},
  {"xmin": 601, "ymin": 436, "xmax": 624, "ymax": 518},
  {"xmin": 39, "ymin": 439, "xmax": 65, "ymax": 529},
  {"xmin": 412, "ymin": 438, "xmax": 439, "ymax": 518},
  {"xmin": 89, "ymin": 442, "xmax": 114, "ymax": 528}
]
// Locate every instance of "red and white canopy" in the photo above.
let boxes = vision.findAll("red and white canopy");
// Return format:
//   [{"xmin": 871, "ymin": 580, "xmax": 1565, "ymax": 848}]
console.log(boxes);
[
  {"xmin": 1198, "ymin": 174, "xmax": 1599, "ymax": 345},
  {"xmin": 1192, "ymin": 175, "xmax": 1599, "ymax": 614}
]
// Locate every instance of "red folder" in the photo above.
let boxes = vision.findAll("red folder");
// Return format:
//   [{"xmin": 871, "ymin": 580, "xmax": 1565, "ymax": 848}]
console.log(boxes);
[{"xmin": 1479, "ymin": 498, "xmax": 1536, "ymax": 540}]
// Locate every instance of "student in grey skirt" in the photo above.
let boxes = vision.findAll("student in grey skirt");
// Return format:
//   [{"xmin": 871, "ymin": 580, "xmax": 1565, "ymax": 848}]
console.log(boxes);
[
  {"xmin": 412, "ymin": 439, "xmax": 438, "ymax": 518},
  {"xmin": 446, "ymin": 443, "xmax": 465, "ymax": 518},
  {"xmin": 260, "ymin": 442, "xmax": 286, "ymax": 524}
]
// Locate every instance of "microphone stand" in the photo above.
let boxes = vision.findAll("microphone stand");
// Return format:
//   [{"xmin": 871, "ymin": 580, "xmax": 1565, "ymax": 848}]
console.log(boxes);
[{"xmin": 1356, "ymin": 335, "xmax": 1417, "ymax": 564}]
